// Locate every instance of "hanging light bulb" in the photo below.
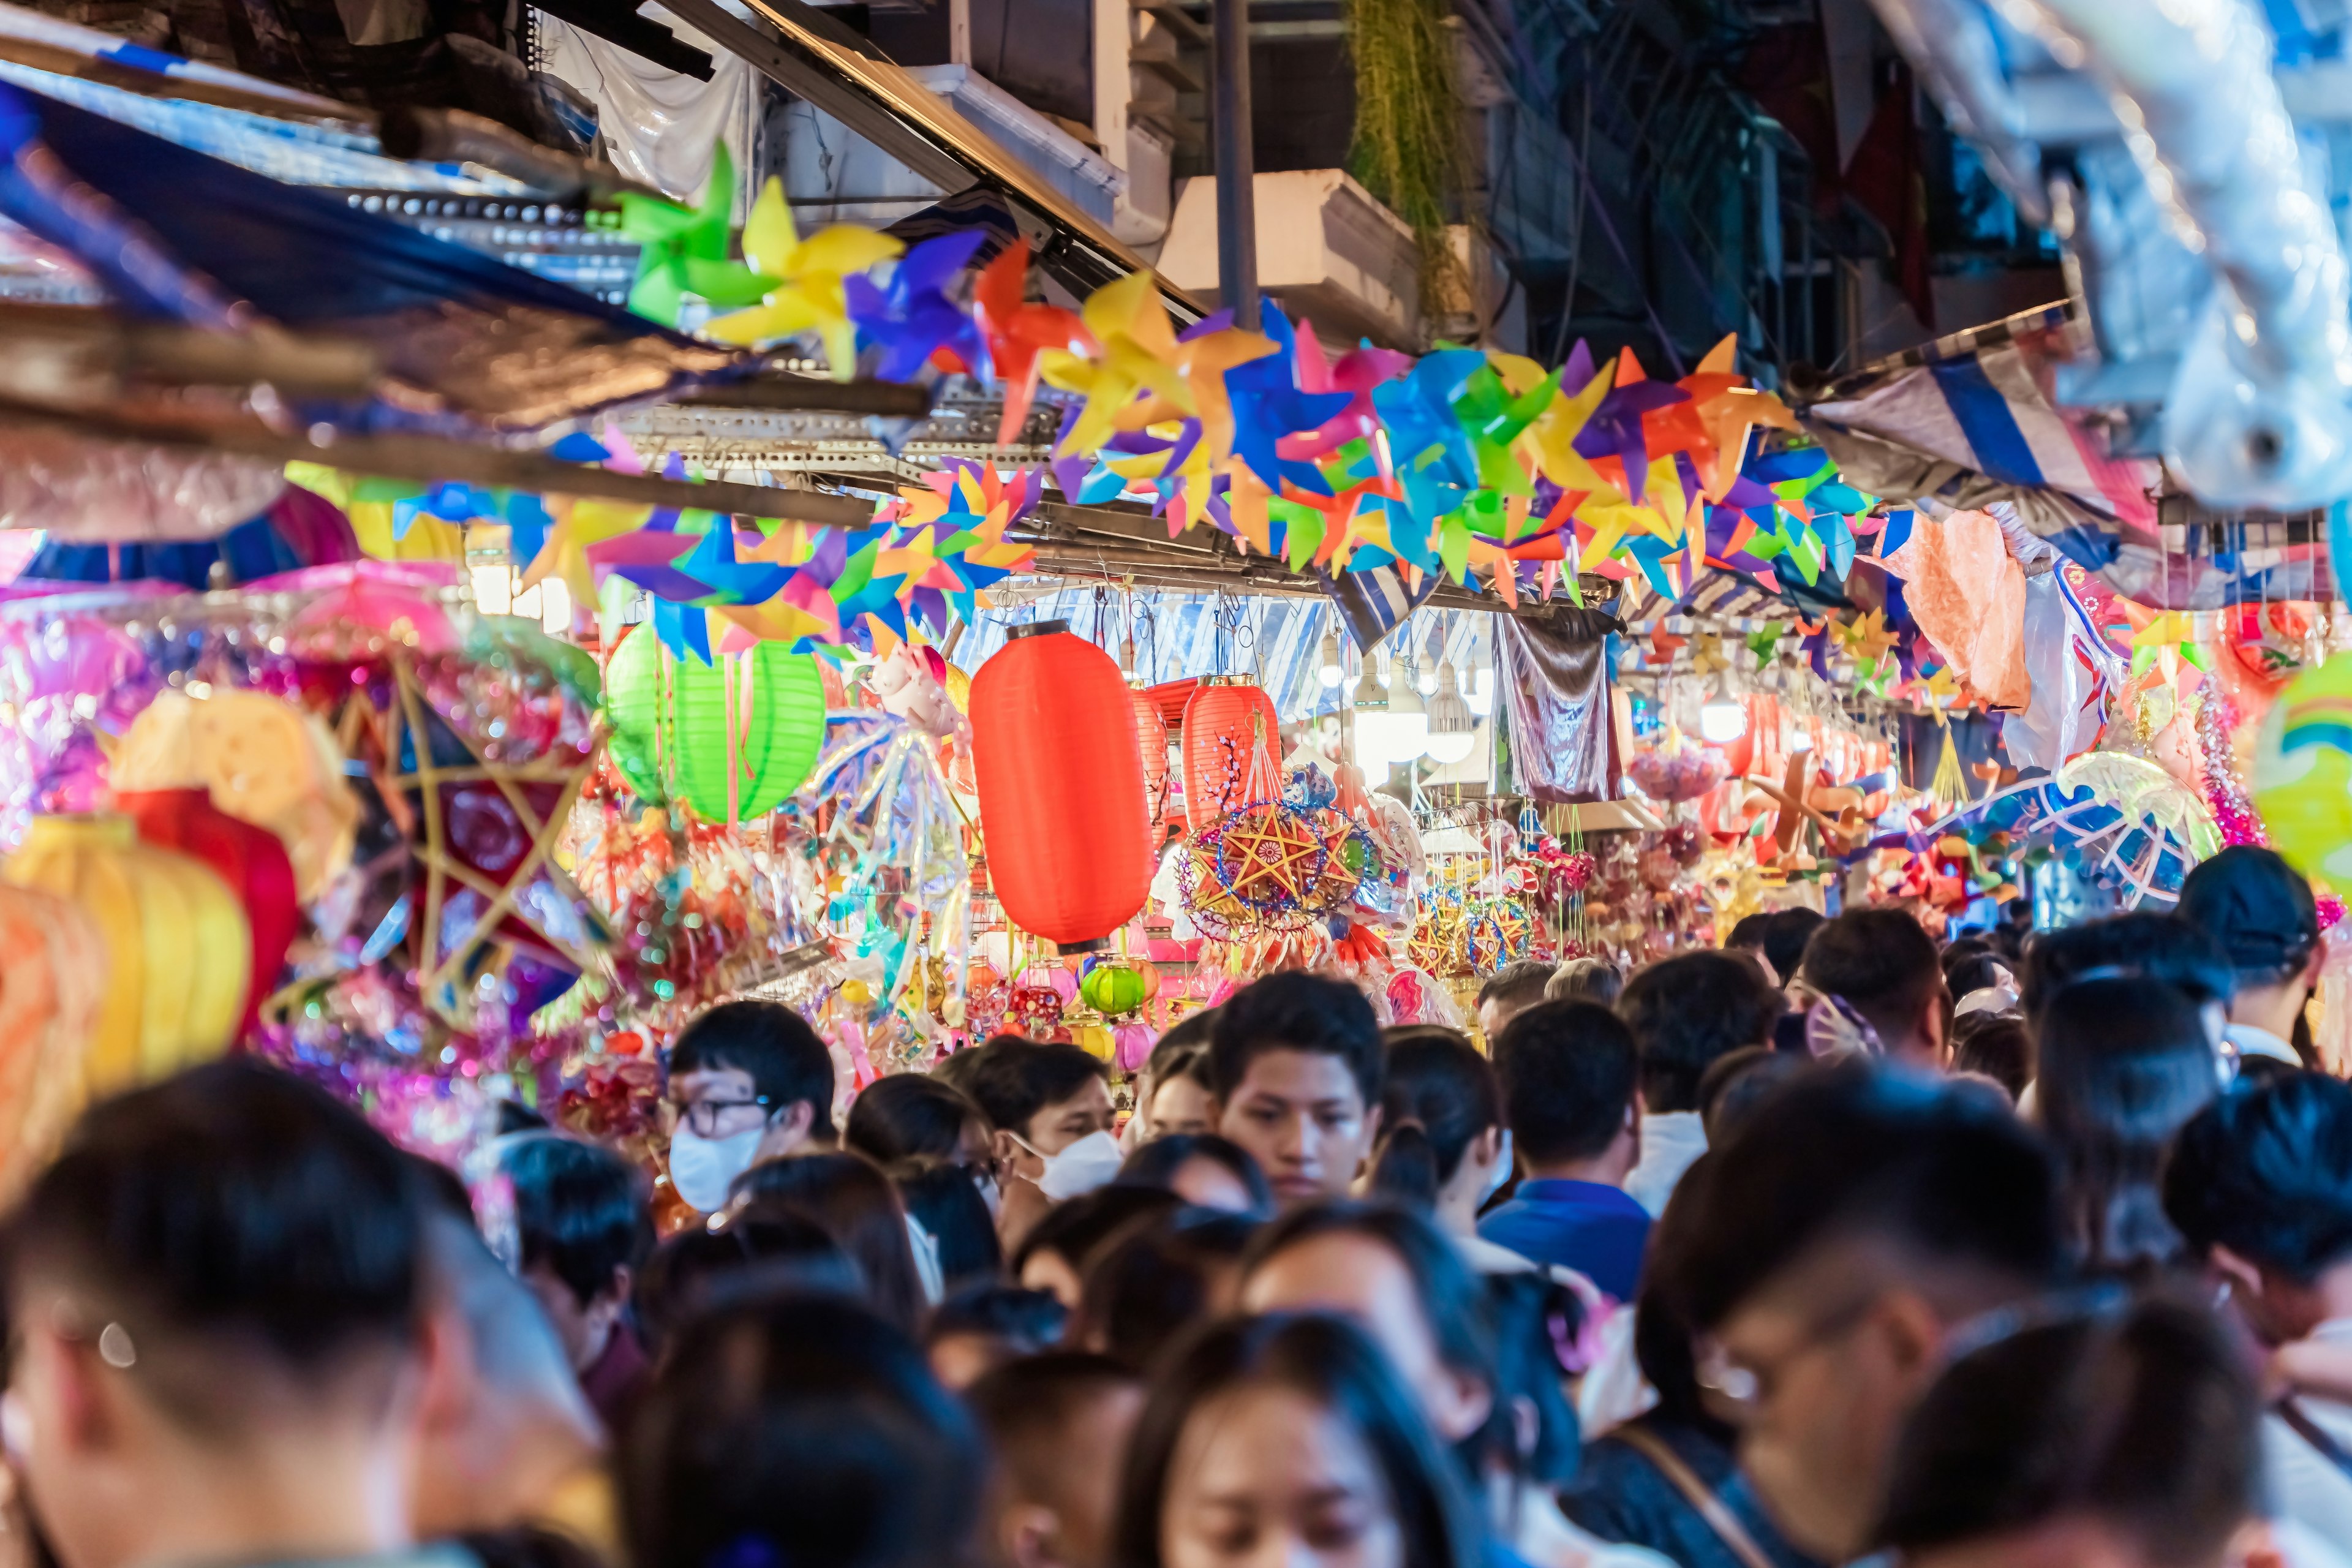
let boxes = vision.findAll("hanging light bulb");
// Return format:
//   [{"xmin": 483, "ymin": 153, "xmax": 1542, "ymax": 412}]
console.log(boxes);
[
  {"xmin": 1699, "ymin": 691, "xmax": 1749, "ymax": 743},
  {"xmin": 1317, "ymin": 629, "xmax": 1344, "ymax": 688},
  {"xmin": 1351, "ymin": 662, "xmax": 1395, "ymax": 776},
  {"xmin": 1388, "ymin": 650, "xmax": 1430, "ymax": 761},
  {"xmin": 1423, "ymin": 659, "xmax": 1476, "ymax": 765}
]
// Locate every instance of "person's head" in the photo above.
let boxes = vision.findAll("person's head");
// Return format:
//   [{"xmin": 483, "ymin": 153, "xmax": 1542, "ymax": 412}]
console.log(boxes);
[
  {"xmin": 1142, "ymin": 1048, "xmax": 1219, "ymax": 1141},
  {"xmin": 970, "ymin": 1040, "xmax": 1118, "ymax": 1196},
  {"xmin": 1948, "ymin": 1012, "xmax": 2029, "ymax": 1104},
  {"xmin": 1368, "ymin": 1030, "xmax": 1507, "ymax": 1223},
  {"xmin": 1760, "ymin": 908, "xmax": 1825, "ymax": 991},
  {"xmin": 2018, "ymin": 912, "xmax": 2233, "ymax": 1038},
  {"xmin": 970, "ymin": 1353, "xmax": 1147, "ymax": 1568},
  {"xmin": 1210, "ymin": 973, "xmax": 1384, "ymax": 1207},
  {"xmin": 2178, "ymin": 843, "xmax": 2324, "ymax": 1044},
  {"xmin": 1617, "ymin": 951, "xmax": 1784, "ymax": 1114},
  {"xmin": 1667, "ymin": 1066, "xmax": 2065, "ymax": 1561},
  {"xmin": 1142, "ymin": 1012, "xmax": 1221, "ymax": 1139},
  {"xmin": 1115, "ymin": 1134, "xmax": 1272, "ymax": 1215},
  {"xmin": 2165, "ymin": 1071, "xmax": 2352, "ymax": 1345},
  {"xmin": 1076, "ymin": 1209, "xmax": 1259, "ymax": 1371},
  {"xmin": 1238, "ymin": 1203, "xmax": 1496, "ymax": 1455},
  {"xmin": 1012, "ymin": 1187, "xmax": 1187, "ymax": 1309},
  {"xmin": 1799, "ymin": 910, "xmax": 1949, "ymax": 1068},
  {"xmin": 1541, "ymin": 957, "xmax": 1622, "ymax": 1008},
  {"xmin": 1474, "ymin": 961, "xmax": 1555, "ymax": 1041},
  {"xmin": 1480, "ymin": 1270, "xmax": 1584, "ymax": 1488},
  {"xmin": 1725, "ymin": 912, "xmax": 1773, "ymax": 958},
  {"xmin": 1490, "ymin": 1001, "xmax": 1639, "ymax": 1184},
  {"xmin": 411, "ymin": 1199, "xmax": 601, "ymax": 1536},
  {"xmin": 619, "ymin": 1294, "xmax": 981, "ymax": 1568},
  {"xmin": 666, "ymin": 1000, "xmax": 839, "ymax": 1212},
  {"xmin": 499, "ymin": 1133, "xmax": 652, "ymax": 1375},
  {"xmin": 1695, "ymin": 1046, "xmax": 1803, "ymax": 1144},
  {"xmin": 3, "ymin": 1061, "xmax": 431, "ymax": 1568},
  {"xmin": 632, "ymin": 1207, "xmax": 861, "ymax": 1358},
  {"xmin": 1877, "ymin": 1295, "xmax": 2258, "ymax": 1568},
  {"xmin": 1940, "ymin": 941, "xmax": 2010, "ymax": 1007},
  {"xmin": 923, "ymin": 1286, "xmax": 1069, "ymax": 1390},
  {"xmin": 2035, "ymin": 977, "xmax": 2218, "ymax": 1273},
  {"xmin": 1112, "ymin": 1313, "xmax": 1483, "ymax": 1568},
  {"xmin": 729, "ymin": 1152, "xmax": 928, "ymax": 1331},
  {"xmin": 893, "ymin": 1160, "xmax": 1005, "ymax": 1294},
  {"xmin": 846, "ymin": 1072, "xmax": 994, "ymax": 1169}
]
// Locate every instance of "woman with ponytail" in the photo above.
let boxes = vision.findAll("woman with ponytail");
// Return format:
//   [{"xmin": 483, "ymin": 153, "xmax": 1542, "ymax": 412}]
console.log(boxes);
[{"xmin": 1370, "ymin": 1027, "xmax": 1525, "ymax": 1273}]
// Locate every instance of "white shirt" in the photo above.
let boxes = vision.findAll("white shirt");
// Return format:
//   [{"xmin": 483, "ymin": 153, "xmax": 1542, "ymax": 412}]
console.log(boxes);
[
  {"xmin": 2227, "ymin": 1021, "xmax": 2305, "ymax": 1070},
  {"xmin": 2270, "ymin": 1319, "xmax": 2352, "ymax": 1554},
  {"xmin": 1624, "ymin": 1111, "xmax": 1707, "ymax": 1218}
]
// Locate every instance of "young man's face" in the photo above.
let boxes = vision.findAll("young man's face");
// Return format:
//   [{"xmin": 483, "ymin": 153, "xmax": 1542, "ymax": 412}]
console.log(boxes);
[
  {"xmin": 999, "ymin": 1077, "xmax": 1117, "ymax": 1183},
  {"xmin": 1214, "ymin": 1049, "xmax": 1379, "ymax": 1207}
]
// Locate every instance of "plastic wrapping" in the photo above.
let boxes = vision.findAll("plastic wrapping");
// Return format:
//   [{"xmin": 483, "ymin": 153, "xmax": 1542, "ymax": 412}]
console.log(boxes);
[{"xmin": 0, "ymin": 431, "xmax": 285, "ymax": 540}]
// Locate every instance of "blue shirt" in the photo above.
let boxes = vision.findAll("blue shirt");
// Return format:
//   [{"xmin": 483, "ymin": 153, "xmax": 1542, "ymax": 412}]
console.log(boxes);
[{"xmin": 1477, "ymin": 1177, "xmax": 1652, "ymax": 1300}]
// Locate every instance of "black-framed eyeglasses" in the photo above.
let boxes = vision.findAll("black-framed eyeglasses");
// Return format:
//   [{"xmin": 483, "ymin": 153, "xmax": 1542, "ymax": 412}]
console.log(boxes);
[{"xmin": 661, "ymin": 1094, "xmax": 774, "ymax": 1137}]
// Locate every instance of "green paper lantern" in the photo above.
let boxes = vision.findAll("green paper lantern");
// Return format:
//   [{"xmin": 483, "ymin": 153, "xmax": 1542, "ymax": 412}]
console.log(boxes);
[
  {"xmin": 1079, "ymin": 963, "xmax": 1147, "ymax": 1016},
  {"xmin": 603, "ymin": 628, "xmax": 827, "ymax": 821}
]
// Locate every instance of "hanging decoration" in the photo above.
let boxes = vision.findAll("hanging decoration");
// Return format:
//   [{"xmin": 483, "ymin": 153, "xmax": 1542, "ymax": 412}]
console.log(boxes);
[
  {"xmin": 1183, "ymin": 679, "xmax": 1283, "ymax": 827},
  {"xmin": 603, "ymin": 627, "xmax": 827, "ymax": 824}
]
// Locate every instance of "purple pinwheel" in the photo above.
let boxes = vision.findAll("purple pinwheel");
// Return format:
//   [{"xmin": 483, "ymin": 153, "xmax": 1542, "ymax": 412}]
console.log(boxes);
[
  {"xmin": 846, "ymin": 230, "xmax": 989, "ymax": 382},
  {"xmin": 1572, "ymin": 374, "xmax": 1687, "ymax": 502}
]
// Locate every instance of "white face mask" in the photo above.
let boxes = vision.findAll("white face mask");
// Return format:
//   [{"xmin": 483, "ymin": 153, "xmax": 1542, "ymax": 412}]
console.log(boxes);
[
  {"xmin": 668, "ymin": 1123, "xmax": 766, "ymax": 1213},
  {"xmin": 1017, "ymin": 1128, "xmax": 1124, "ymax": 1202},
  {"xmin": 1480, "ymin": 1128, "xmax": 1515, "ymax": 1206}
]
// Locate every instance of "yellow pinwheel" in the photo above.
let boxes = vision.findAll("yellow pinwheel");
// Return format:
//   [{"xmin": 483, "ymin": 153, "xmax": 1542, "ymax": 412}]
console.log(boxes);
[
  {"xmin": 1040, "ymin": 272, "xmax": 1194, "ymax": 458},
  {"xmin": 704, "ymin": 178, "xmax": 905, "ymax": 379}
]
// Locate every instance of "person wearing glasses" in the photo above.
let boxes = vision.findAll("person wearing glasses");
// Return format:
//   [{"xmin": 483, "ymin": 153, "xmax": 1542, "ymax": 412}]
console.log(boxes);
[
  {"xmin": 1659, "ymin": 1066, "xmax": 2065, "ymax": 1565},
  {"xmin": 662, "ymin": 1000, "xmax": 839, "ymax": 1216}
]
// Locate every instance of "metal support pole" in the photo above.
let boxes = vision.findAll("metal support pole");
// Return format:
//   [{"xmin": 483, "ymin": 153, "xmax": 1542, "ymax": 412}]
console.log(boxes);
[{"xmin": 1211, "ymin": 0, "xmax": 1259, "ymax": 328}]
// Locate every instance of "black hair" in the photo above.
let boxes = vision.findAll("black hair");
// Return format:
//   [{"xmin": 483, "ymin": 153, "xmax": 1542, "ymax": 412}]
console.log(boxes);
[
  {"xmin": 1370, "ymin": 1030, "xmax": 1502, "ymax": 1209},
  {"xmin": 729, "ymin": 1153, "xmax": 927, "ymax": 1332},
  {"xmin": 1760, "ymin": 907, "xmax": 1825, "ymax": 986},
  {"xmin": 890, "ymin": 1161, "xmax": 1003, "ymax": 1293},
  {"xmin": 1942, "ymin": 946, "xmax": 2007, "ymax": 1001},
  {"xmin": 845, "ymin": 1074, "xmax": 986, "ymax": 1166},
  {"xmin": 2037, "ymin": 977, "xmax": 2217, "ymax": 1274},
  {"xmin": 499, "ymin": 1134, "xmax": 653, "ymax": 1311},
  {"xmin": 1951, "ymin": 1012, "xmax": 2030, "ymax": 1103},
  {"xmin": 1492, "ymin": 1001, "xmax": 1639, "ymax": 1167},
  {"xmin": 922, "ymin": 1284, "xmax": 1068, "ymax": 1354},
  {"xmin": 669, "ymin": 999, "xmax": 839, "ymax": 1137},
  {"xmin": 6, "ymin": 1060, "xmax": 426, "ymax": 1400},
  {"xmin": 1800, "ymin": 909, "xmax": 1944, "ymax": 1047},
  {"xmin": 1209, "ymin": 971, "xmax": 1383, "ymax": 1109},
  {"xmin": 1240, "ymin": 1202, "xmax": 1504, "ymax": 1470},
  {"xmin": 1877, "ymin": 1295, "xmax": 2258, "ymax": 1568},
  {"xmin": 2018, "ymin": 913, "xmax": 2233, "ymax": 1023},
  {"xmin": 1670, "ymin": 1065, "xmax": 2064, "ymax": 1333},
  {"xmin": 1476, "ymin": 960, "xmax": 1556, "ymax": 1018},
  {"xmin": 2165, "ymin": 1071, "xmax": 2352, "ymax": 1283},
  {"xmin": 964, "ymin": 1039, "xmax": 1110, "ymax": 1137},
  {"xmin": 1543, "ymin": 957, "xmax": 1623, "ymax": 1008},
  {"xmin": 928, "ymin": 1040, "xmax": 995, "ymax": 1098},
  {"xmin": 1115, "ymin": 1133, "xmax": 1274, "ymax": 1214},
  {"xmin": 1482, "ymin": 1269, "xmax": 1584, "ymax": 1486},
  {"xmin": 2177, "ymin": 843, "xmax": 2322, "ymax": 986},
  {"xmin": 1618, "ymin": 951, "xmax": 1785, "ymax": 1113},
  {"xmin": 1112, "ymin": 1314, "xmax": 1483, "ymax": 1568},
  {"xmin": 492, "ymin": 1100, "xmax": 551, "ymax": 1136},
  {"xmin": 1626, "ymin": 1151, "xmax": 1732, "ymax": 1439},
  {"xmin": 1012, "ymin": 1185, "xmax": 1186, "ymax": 1281},
  {"xmin": 1077, "ymin": 1208, "xmax": 1260, "ymax": 1371},
  {"xmin": 967, "ymin": 1351, "xmax": 1144, "ymax": 1499},
  {"xmin": 1725, "ymin": 913, "xmax": 1773, "ymax": 949},
  {"xmin": 1695, "ymin": 1045, "xmax": 1803, "ymax": 1144},
  {"xmin": 459, "ymin": 1526, "xmax": 605, "ymax": 1568},
  {"xmin": 620, "ymin": 1293, "xmax": 983, "ymax": 1568},
  {"xmin": 1145, "ymin": 1008, "xmax": 1219, "ymax": 1074},
  {"xmin": 632, "ymin": 1208, "xmax": 861, "ymax": 1355}
]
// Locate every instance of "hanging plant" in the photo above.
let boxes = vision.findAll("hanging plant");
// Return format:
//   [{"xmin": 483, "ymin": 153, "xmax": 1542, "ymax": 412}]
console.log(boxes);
[{"xmin": 1343, "ymin": 0, "xmax": 1470, "ymax": 315}]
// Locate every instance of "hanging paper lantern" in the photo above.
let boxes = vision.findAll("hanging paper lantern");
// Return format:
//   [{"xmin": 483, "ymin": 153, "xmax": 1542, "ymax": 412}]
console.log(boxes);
[
  {"xmin": 1183, "ymin": 678, "xmax": 1281, "ymax": 826},
  {"xmin": 1080, "ymin": 961, "xmax": 1149, "ymax": 1016},
  {"xmin": 970, "ymin": 622, "xmax": 1152, "ymax": 952},
  {"xmin": 116, "ymin": 788, "xmax": 300, "ymax": 1043},
  {"xmin": 3, "ymin": 815, "xmax": 250, "ymax": 1090},
  {"xmin": 1133, "ymin": 688, "xmax": 1171, "ymax": 837},
  {"xmin": 605, "ymin": 628, "xmax": 828, "ymax": 823},
  {"xmin": 2254, "ymin": 654, "xmax": 2352, "ymax": 891},
  {"xmin": 0, "ymin": 883, "xmax": 107, "ymax": 1186}
]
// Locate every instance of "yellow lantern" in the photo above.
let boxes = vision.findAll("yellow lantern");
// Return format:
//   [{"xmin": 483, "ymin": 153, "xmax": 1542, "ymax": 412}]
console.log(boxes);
[
  {"xmin": 4, "ymin": 815, "xmax": 251, "ymax": 1088},
  {"xmin": 0, "ymin": 883, "xmax": 107, "ymax": 1188}
]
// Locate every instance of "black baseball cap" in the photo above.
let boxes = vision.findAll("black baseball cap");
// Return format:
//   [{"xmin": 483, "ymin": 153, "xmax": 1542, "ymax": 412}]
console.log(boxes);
[{"xmin": 2177, "ymin": 845, "xmax": 2320, "ymax": 978}]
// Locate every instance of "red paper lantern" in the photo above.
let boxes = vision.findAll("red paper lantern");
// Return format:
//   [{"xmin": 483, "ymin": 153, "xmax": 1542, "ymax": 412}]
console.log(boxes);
[
  {"xmin": 1133, "ymin": 688, "xmax": 1170, "ymax": 835},
  {"xmin": 1183, "ymin": 678, "xmax": 1280, "ymax": 827},
  {"xmin": 116, "ymin": 787, "xmax": 300, "ymax": 1043},
  {"xmin": 971, "ymin": 623, "xmax": 1152, "ymax": 952}
]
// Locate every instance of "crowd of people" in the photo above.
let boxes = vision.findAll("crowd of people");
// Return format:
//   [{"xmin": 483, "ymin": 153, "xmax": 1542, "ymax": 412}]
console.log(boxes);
[{"xmin": 6, "ymin": 842, "xmax": 2352, "ymax": 1568}]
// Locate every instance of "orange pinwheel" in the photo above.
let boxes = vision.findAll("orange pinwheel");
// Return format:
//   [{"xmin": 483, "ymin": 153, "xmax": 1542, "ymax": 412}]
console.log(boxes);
[{"xmin": 972, "ymin": 239, "xmax": 1093, "ymax": 445}]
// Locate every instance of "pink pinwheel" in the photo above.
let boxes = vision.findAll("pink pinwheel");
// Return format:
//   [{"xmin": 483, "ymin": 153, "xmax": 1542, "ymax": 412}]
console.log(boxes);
[{"xmin": 1279, "ymin": 319, "xmax": 1412, "ymax": 460}]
